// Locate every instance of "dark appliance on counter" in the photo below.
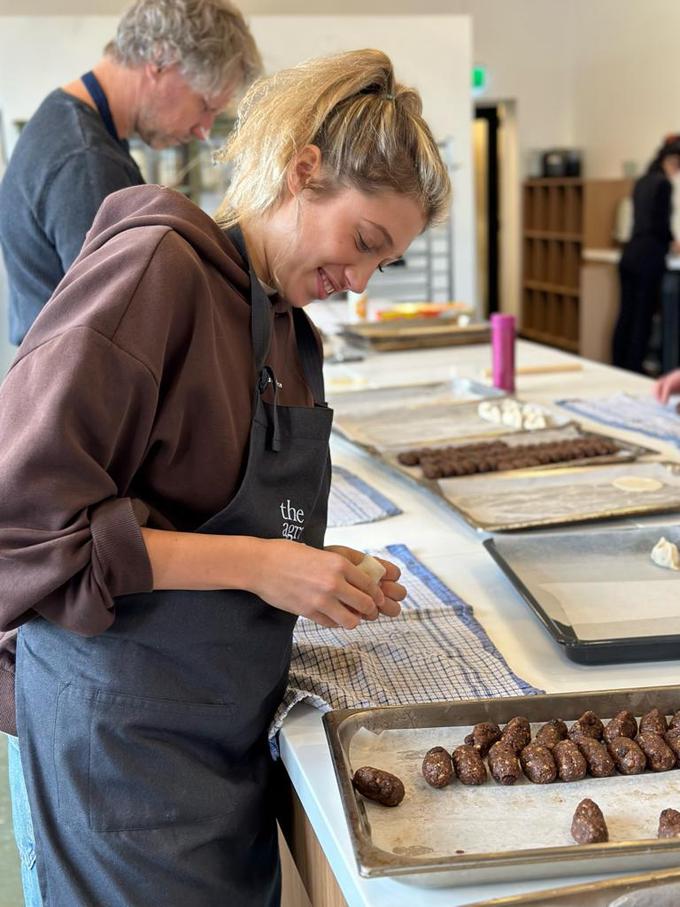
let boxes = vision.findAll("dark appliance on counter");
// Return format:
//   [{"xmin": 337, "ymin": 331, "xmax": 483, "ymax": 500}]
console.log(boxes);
[{"xmin": 541, "ymin": 148, "xmax": 582, "ymax": 178}]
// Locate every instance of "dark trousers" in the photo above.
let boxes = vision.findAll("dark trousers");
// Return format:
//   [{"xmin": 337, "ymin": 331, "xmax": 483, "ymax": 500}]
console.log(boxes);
[{"xmin": 613, "ymin": 259, "xmax": 664, "ymax": 373}]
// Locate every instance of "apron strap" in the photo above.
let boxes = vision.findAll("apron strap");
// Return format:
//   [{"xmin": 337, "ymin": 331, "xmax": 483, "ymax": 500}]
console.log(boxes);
[
  {"xmin": 292, "ymin": 308, "xmax": 327, "ymax": 406},
  {"xmin": 227, "ymin": 225, "xmax": 280, "ymax": 451},
  {"xmin": 225, "ymin": 225, "xmax": 327, "ymax": 452},
  {"xmin": 226, "ymin": 225, "xmax": 273, "ymax": 372},
  {"xmin": 81, "ymin": 71, "xmax": 129, "ymax": 152}
]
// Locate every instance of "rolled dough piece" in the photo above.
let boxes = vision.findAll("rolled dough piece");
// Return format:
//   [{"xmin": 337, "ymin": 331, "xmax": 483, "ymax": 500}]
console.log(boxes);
[
  {"xmin": 478, "ymin": 400, "xmax": 502, "ymax": 424},
  {"xmin": 523, "ymin": 411, "xmax": 547, "ymax": 430},
  {"xmin": 651, "ymin": 537, "xmax": 680, "ymax": 572},
  {"xmin": 477, "ymin": 399, "xmax": 549, "ymax": 430},
  {"xmin": 357, "ymin": 555, "xmax": 386, "ymax": 583},
  {"xmin": 611, "ymin": 476, "xmax": 663, "ymax": 493}
]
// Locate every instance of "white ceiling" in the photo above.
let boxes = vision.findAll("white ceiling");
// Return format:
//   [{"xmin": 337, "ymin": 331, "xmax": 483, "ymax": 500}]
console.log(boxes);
[{"xmin": 0, "ymin": 0, "xmax": 452, "ymax": 14}]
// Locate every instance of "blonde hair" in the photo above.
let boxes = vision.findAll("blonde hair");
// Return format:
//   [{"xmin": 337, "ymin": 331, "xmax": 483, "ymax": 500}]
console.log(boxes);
[
  {"xmin": 106, "ymin": 0, "xmax": 262, "ymax": 96},
  {"xmin": 215, "ymin": 49, "xmax": 451, "ymax": 228}
]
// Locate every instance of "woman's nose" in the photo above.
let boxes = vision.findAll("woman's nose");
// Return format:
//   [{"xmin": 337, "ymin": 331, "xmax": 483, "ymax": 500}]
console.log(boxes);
[{"xmin": 345, "ymin": 263, "xmax": 377, "ymax": 294}]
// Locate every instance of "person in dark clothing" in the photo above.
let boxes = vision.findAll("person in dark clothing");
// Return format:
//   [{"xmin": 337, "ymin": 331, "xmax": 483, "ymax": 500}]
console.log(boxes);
[
  {"xmin": 613, "ymin": 140, "xmax": 680, "ymax": 373},
  {"xmin": 0, "ymin": 49, "xmax": 450, "ymax": 906},
  {"xmin": 0, "ymin": 0, "xmax": 260, "ymax": 346}
]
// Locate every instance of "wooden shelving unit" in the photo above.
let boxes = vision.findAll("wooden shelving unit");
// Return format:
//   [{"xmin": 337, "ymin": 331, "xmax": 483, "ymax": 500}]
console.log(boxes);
[
  {"xmin": 521, "ymin": 178, "xmax": 582, "ymax": 353},
  {"xmin": 521, "ymin": 177, "xmax": 632, "ymax": 354}
]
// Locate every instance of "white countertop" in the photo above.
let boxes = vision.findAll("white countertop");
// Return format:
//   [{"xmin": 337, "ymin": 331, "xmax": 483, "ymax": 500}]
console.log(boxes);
[
  {"xmin": 584, "ymin": 247, "xmax": 680, "ymax": 270},
  {"xmin": 279, "ymin": 334, "xmax": 680, "ymax": 906}
]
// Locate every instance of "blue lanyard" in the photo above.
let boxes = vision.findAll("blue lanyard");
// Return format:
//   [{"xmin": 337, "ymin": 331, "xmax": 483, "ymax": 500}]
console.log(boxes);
[{"xmin": 80, "ymin": 70, "xmax": 129, "ymax": 152}]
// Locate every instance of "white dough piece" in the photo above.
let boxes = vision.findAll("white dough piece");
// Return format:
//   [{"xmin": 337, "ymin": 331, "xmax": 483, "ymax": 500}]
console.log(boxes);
[
  {"xmin": 477, "ymin": 399, "xmax": 549, "ymax": 430},
  {"xmin": 522, "ymin": 412, "xmax": 547, "ymax": 430},
  {"xmin": 357, "ymin": 555, "xmax": 386, "ymax": 583},
  {"xmin": 651, "ymin": 537, "xmax": 680, "ymax": 572},
  {"xmin": 477, "ymin": 400, "xmax": 502, "ymax": 423},
  {"xmin": 612, "ymin": 476, "xmax": 663, "ymax": 493},
  {"xmin": 501, "ymin": 406, "xmax": 523, "ymax": 429}
]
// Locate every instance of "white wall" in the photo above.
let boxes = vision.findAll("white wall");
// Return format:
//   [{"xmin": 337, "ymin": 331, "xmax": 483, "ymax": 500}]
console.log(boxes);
[
  {"xmin": 0, "ymin": 17, "xmax": 118, "ymax": 152},
  {"xmin": 570, "ymin": 0, "xmax": 680, "ymax": 178}
]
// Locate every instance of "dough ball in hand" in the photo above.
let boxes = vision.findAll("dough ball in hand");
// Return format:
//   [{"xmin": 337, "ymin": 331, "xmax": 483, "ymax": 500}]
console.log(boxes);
[{"xmin": 357, "ymin": 554, "xmax": 387, "ymax": 583}]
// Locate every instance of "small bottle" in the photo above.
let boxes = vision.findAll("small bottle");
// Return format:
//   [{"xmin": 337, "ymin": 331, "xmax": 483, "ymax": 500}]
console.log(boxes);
[{"xmin": 491, "ymin": 313, "xmax": 516, "ymax": 393}]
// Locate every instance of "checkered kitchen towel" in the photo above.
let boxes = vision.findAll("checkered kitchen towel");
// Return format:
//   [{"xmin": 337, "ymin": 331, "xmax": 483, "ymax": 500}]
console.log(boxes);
[
  {"xmin": 559, "ymin": 393, "xmax": 680, "ymax": 449},
  {"xmin": 327, "ymin": 465, "xmax": 401, "ymax": 528},
  {"xmin": 270, "ymin": 544, "xmax": 542, "ymax": 744}
]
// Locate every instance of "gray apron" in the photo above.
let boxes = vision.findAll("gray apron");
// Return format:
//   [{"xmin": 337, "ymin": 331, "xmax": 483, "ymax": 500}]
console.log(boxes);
[{"xmin": 15, "ymin": 227, "xmax": 332, "ymax": 906}]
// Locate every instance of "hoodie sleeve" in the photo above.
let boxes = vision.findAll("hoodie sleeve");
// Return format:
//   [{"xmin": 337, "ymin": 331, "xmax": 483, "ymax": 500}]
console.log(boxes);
[{"xmin": 0, "ymin": 325, "xmax": 156, "ymax": 637}]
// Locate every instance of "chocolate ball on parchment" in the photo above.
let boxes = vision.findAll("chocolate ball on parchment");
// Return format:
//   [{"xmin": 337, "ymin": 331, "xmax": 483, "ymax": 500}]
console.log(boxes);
[
  {"xmin": 352, "ymin": 766, "xmax": 405, "ymax": 807},
  {"xmin": 571, "ymin": 798, "xmax": 608, "ymax": 844}
]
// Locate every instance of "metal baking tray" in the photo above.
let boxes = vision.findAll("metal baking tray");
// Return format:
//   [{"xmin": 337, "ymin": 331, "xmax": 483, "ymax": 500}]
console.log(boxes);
[
  {"xmin": 439, "ymin": 461, "xmax": 680, "ymax": 532},
  {"xmin": 340, "ymin": 318, "xmax": 490, "ymax": 352},
  {"xmin": 467, "ymin": 867, "xmax": 680, "ymax": 905},
  {"xmin": 483, "ymin": 524, "xmax": 680, "ymax": 664},
  {"xmin": 328, "ymin": 378, "xmax": 500, "ymax": 412},
  {"xmin": 332, "ymin": 392, "xmax": 568, "ymax": 454},
  {"xmin": 323, "ymin": 687, "xmax": 680, "ymax": 888}
]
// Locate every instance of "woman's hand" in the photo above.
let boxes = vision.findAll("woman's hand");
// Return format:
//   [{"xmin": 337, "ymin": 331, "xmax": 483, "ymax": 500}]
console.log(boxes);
[
  {"xmin": 324, "ymin": 545, "xmax": 406, "ymax": 620},
  {"xmin": 250, "ymin": 540, "xmax": 404, "ymax": 629},
  {"xmin": 654, "ymin": 368, "xmax": 680, "ymax": 407},
  {"xmin": 141, "ymin": 531, "xmax": 406, "ymax": 630}
]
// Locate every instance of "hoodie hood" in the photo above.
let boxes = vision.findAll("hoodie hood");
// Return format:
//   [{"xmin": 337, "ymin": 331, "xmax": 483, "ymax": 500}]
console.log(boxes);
[{"xmin": 82, "ymin": 184, "xmax": 250, "ymax": 294}]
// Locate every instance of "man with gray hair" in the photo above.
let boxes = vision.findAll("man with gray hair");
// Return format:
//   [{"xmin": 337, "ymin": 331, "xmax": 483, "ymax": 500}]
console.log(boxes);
[{"xmin": 0, "ymin": 0, "xmax": 260, "ymax": 346}]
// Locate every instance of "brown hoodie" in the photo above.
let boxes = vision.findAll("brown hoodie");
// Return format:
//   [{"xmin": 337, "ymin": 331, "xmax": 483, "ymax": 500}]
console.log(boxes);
[{"xmin": 0, "ymin": 185, "xmax": 316, "ymax": 734}]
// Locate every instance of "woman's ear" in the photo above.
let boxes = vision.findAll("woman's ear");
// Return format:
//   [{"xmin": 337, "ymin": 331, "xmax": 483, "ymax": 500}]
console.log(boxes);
[{"xmin": 286, "ymin": 145, "xmax": 323, "ymax": 196}]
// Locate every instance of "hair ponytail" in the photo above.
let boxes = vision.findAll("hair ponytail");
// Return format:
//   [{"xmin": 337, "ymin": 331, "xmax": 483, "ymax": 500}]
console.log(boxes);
[{"xmin": 215, "ymin": 49, "xmax": 450, "ymax": 228}]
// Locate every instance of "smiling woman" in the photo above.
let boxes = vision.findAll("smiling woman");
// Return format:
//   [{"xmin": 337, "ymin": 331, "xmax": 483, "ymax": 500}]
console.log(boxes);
[
  {"xmin": 0, "ymin": 47, "xmax": 448, "ymax": 907},
  {"xmin": 216, "ymin": 48, "xmax": 451, "ymax": 305}
]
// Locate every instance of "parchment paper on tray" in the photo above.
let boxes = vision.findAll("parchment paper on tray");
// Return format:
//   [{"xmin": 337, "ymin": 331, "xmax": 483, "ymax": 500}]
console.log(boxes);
[
  {"xmin": 484, "ymin": 524, "xmax": 680, "ymax": 663},
  {"xmin": 440, "ymin": 461, "xmax": 680, "ymax": 531},
  {"xmin": 332, "ymin": 393, "xmax": 564, "ymax": 453},
  {"xmin": 327, "ymin": 379, "xmax": 494, "ymax": 415},
  {"xmin": 349, "ymin": 723, "xmax": 680, "ymax": 860}
]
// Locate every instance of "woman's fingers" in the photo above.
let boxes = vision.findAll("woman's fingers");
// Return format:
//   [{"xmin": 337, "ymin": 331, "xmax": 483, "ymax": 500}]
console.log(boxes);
[
  {"xmin": 308, "ymin": 612, "xmax": 341, "ymax": 629},
  {"xmin": 381, "ymin": 580, "xmax": 407, "ymax": 602},
  {"xmin": 654, "ymin": 368, "xmax": 680, "ymax": 404},
  {"xmin": 654, "ymin": 375, "xmax": 670, "ymax": 403}
]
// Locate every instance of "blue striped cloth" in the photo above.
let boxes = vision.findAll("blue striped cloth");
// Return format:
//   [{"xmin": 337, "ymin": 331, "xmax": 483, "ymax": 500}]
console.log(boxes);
[
  {"xmin": 271, "ymin": 544, "xmax": 542, "ymax": 742},
  {"xmin": 327, "ymin": 464, "xmax": 401, "ymax": 527},
  {"xmin": 559, "ymin": 393, "xmax": 680, "ymax": 448}
]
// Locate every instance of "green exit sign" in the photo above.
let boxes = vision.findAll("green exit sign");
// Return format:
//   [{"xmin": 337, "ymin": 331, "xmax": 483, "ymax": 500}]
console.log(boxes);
[{"xmin": 472, "ymin": 65, "xmax": 487, "ymax": 93}]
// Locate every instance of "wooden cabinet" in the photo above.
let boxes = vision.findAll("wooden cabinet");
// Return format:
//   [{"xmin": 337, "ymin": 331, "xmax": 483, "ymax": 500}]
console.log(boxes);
[{"xmin": 521, "ymin": 178, "xmax": 632, "ymax": 354}]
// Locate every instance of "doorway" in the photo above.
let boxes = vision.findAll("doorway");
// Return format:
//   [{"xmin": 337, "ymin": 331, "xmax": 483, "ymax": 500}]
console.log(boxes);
[{"xmin": 473, "ymin": 105, "xmax": 500, "ymax": 316}]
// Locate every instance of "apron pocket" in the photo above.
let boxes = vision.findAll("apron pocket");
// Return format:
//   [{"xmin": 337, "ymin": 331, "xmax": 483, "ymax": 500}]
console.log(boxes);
[{"xmin": 54, "ymin": 681, "xmax": 237, "ymax": 832}]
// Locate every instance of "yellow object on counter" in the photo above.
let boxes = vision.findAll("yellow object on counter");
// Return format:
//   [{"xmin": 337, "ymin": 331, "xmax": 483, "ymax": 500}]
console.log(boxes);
[{"xmin": 376, "ymin": 302, "xmax": 469, "ymax": 321}]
